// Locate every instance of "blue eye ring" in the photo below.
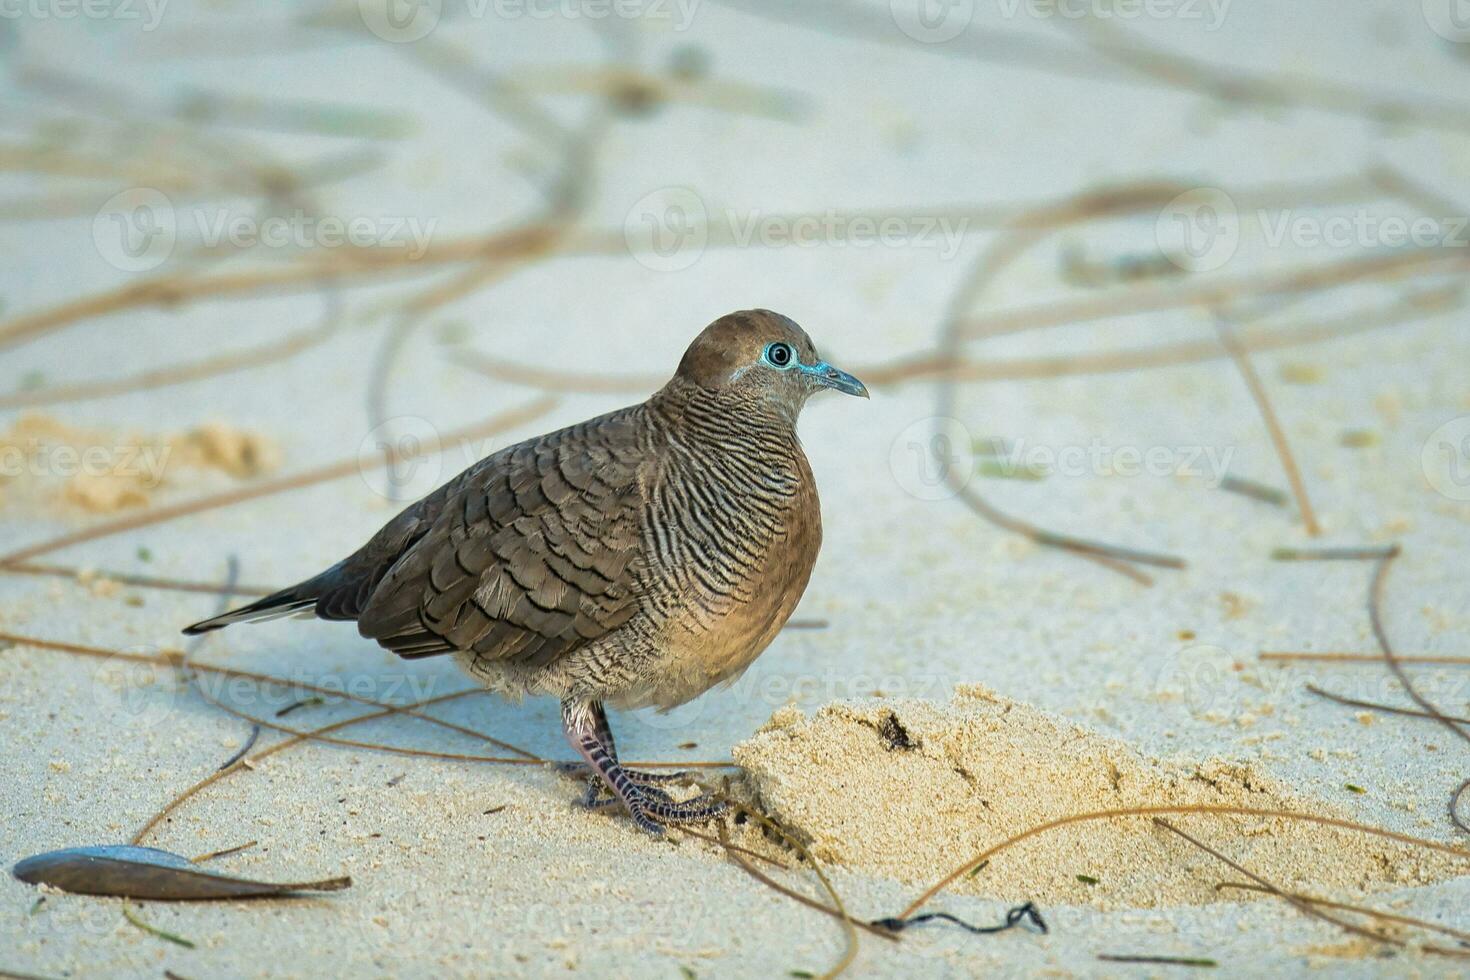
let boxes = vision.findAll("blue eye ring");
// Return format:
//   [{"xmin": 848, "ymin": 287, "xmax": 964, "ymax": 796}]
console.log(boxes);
[{"xmin": 762, "ymin": 342, "xmax": 796, "ymax": 370}]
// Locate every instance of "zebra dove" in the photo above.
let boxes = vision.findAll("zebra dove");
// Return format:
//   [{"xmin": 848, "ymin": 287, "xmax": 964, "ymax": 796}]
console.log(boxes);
[{"xmin": 184, "ymin": 309, "xmax": 867, "ymax": 833}]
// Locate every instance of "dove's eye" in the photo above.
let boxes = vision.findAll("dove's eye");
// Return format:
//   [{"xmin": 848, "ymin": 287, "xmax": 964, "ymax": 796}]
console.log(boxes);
[{"xmin": 763, "ymin": 342, "xmax": 795, "ymax": 369}]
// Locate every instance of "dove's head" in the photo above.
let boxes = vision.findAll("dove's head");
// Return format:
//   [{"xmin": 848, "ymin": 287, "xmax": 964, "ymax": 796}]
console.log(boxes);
[{"xmin": 673, "ymin": 309, "xmax": 867, "ymax": 419}]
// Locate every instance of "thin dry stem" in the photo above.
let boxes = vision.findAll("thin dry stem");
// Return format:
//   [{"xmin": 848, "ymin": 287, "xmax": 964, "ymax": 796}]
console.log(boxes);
[
  {"xmin": 900, "ymin": 804, "xmax": 1470, "ymax": 919},
  {"xmin": 1366, "ymin": 548, "xmax": 1470, "ymax": 832},
  {"xmin": 0, "ymin": 562, "xmax": 274, "ymax": 597},
  {"xmin": 0, "ymin": 295, "xmax": 341, "ymax": 410},
  {"xmin": 461, "ymin": 282, "xmax": 1464, "ymax": 394},
  {"xmin": 930, "ymin": 182, "xmax": 1197, "ymax": 583},
  {"xmin": 1262, "ymin": 652, "xmax": 1470, "ymax": 666},
  {"xmin": 130, "ymin": 687, "xmax": 485, "ymax": 846},
  {"xmin": 1072, "ymin": 13, "xmax": 1470, "ymax": 134},
  {"xmin": 1213, "ymin": 316, "xmax": 1320, "ymax": 535},
  {"xmin": 0, "ymin": 631, "xmax": 731, "ymax": 772},
  {"xmin": 1217, "ymin": 882, "xmax": 1470, "ymax": 946},
  {"xmin": 1306, "ymin": 684, "xmax": 1470, "ymax": 725},
  {"xmin": 0, "ymin": 397, "xmax": 558, "ymax": 567},
  {"xmin": 1152, "ymin": 818, "xmax": 1399, "ymax": 946},
  {"xmin": 959, "ymin": 248, "xmax": 1465, "ymax": 340},
  {"xmin": 0, "ymin": 223, "xmax": 559, "ymax": 353}
]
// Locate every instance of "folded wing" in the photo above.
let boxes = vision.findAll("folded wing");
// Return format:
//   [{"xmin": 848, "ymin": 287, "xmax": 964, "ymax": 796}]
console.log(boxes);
[{"xmin": 356, "ymin": 409, "xmax": 649, "ymax": 668}]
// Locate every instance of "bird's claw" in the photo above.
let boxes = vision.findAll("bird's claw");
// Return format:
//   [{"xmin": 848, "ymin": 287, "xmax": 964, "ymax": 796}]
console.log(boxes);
[
  {"xmin": 573, "ymin": 779, "xmax": 728, "ymax": 834},
  {"xmin": 623, "ymin": 790, "xmax": 729, "ymax": 834}
]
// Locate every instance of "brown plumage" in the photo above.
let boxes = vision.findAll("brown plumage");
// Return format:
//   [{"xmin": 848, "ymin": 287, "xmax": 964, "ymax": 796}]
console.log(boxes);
[{"xmin": 184, "ymin": 309, "xmax": 867, "ymax": 832}]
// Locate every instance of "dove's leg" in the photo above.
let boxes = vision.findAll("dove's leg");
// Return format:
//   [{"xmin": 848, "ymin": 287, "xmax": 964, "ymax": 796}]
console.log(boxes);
[
  {"xmin": 557, "ymin": 702, "xmax": 696, "ymax": 787},
  {"xmin": 591, "ymin": 702, "xmax": 696, "ymax": 784},
  {"xmin": 561, "ymin": 698, "xmax": 726, "ymax": 834}
]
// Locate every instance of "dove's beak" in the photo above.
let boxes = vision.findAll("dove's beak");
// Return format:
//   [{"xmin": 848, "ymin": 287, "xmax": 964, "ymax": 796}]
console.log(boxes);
[{"xmin": 801, "ymin": 361, "xmax": 869, "ymax": 399}]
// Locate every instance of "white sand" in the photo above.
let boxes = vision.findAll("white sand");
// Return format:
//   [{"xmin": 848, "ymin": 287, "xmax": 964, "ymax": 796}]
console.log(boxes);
[{"xmin": 3, "ymin": 2, "xmax": 1470, "ymax": 977}]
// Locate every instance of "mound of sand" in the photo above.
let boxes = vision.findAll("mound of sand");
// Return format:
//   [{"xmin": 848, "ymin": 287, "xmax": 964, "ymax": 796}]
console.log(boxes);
[
  {"xmin": 733, "ymin": 686, "xmax": 1468, "ymax": 908},
  {"xmin": 0, "ymin": 414, "xmax": 280, "ymax": 514}
]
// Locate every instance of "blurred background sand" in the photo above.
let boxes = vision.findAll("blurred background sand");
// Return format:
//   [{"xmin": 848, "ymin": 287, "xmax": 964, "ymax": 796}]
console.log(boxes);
[{"xmin": 2, "ymin": 1, "xmax": 1469, "ymax": 976}]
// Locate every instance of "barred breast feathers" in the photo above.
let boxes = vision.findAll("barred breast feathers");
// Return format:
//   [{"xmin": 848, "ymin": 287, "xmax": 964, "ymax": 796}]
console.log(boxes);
[{"xmin": 642, "ymin": 382, "xmax": 811, "ymax": 628}]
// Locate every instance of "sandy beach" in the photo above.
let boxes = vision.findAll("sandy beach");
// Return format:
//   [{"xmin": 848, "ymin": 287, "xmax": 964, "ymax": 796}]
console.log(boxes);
[{"xmin": 2, "ymin": 1, "xmax": 1470, "ymax": 976}]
